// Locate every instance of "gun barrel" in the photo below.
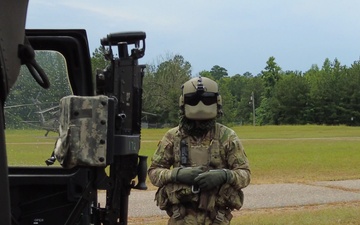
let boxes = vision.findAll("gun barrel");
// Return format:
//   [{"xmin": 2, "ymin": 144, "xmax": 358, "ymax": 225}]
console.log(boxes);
[{"xmin": 101, "ymin": 31, "xmax": 146, "ymax": 46}]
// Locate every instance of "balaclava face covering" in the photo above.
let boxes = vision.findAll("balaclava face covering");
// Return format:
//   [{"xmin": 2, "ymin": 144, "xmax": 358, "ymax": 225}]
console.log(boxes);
[{"xmin": 179, "ymin": 114, "xmax": 216, "ymax": 137}]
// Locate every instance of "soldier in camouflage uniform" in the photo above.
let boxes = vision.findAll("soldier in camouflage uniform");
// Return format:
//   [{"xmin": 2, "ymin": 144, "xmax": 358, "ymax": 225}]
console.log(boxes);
[{"xmin": 148, "ymin": 76, "xmax": 250, "ymax": 225}]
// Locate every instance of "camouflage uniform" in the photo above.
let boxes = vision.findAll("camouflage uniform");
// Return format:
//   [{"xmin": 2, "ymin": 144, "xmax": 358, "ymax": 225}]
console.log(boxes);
[{"xmin": 148, "ymin": 122, "xmax": 250, "ymax": 225}]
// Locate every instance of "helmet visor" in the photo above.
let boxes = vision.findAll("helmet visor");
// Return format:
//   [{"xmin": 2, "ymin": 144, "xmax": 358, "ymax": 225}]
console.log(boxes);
[{"xmin": 184, "ymin": 92, "xmax": 217, "ymax": 106}]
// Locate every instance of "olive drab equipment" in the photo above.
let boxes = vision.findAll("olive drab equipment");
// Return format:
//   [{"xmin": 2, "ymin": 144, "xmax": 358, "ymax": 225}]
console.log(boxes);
[{"xmin": 179, "ymin": 76, "xmax": 222, "ymax": 120}]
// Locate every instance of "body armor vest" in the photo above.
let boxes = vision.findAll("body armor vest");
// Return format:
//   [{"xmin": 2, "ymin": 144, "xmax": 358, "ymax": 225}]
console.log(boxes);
[{"xmin": 173, "ymin": 124, "xmax": 227, "ymax": 170}]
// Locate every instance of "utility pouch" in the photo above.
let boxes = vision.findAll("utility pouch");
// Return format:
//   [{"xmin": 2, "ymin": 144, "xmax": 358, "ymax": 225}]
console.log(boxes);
[
  {"xmin": 155, "ymin": 185, "xmax": 169, "ymax": 210},
  {"xmin": 216, "ymin": 183, "xmax": 244, "ymax": 210},
  {"xmin": 54, "ymin": 95, "xmax": 109, "ymax": 168},
  {"xmin": 155, "ymin": 183, "xmax": 198, "ymax": 210}
]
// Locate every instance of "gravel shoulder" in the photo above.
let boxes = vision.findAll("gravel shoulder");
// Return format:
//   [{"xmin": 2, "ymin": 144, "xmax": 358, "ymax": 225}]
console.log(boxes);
[{"xmin": 97, "ymin": 179, "xmax": 360, "ymax": 218}]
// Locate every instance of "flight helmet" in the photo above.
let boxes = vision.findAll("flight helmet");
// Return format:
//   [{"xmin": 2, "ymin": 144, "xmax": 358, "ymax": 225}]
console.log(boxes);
[{"xmin": 179, "ymin": 76, "xmax": 222, "ymax": 120}]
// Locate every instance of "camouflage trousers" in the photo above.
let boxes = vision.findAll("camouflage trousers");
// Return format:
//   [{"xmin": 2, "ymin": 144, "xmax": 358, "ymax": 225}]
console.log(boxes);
[{"xmin": 167, "ymin": 205, "xmax": 232, "ymax": 225}]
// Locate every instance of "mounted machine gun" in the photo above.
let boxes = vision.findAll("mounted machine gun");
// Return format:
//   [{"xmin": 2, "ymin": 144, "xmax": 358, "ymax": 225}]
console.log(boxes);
[{"xmin": 8, "ymin": 30, "xmax": 148, "ymax": 225}]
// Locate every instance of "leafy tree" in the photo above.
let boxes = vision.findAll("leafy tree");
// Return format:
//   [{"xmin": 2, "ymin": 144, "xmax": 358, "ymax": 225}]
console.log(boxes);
[
  {"xmin": 272, "ymin": 72, "xmax": 310, "ymax": 124},
  {"xmin": 198, "ymin": 70, "xmax": 214, "ymax": 80},
  {"xmin": 345, "ymin": 60, "xmax": 360, "ymax": 125},
  {"xmin": 217, "ymin": 77, "xmax": 239, "ymax": 125},
  {"xmin": 210, "ymin": 65, "xmax": 228, "ymax": 81},
  {"xmin": 260, "ymin": 56, "xmax": 282, "ymax": 98},
  {"xmin": 305, "ymin": 58, "xmax": 347, "ymax": 125},
  {"xmin": 257, "ymin": 56, "xmax": 282, "ymax": 125},
  {"xmin": 222, "ymin": 74, "xmax": 248, "ymax": 125},
  {"xmin": 91, "ymin": 46, "xmax": 110, "ymax": 75},
  {"xmin": 237, "ymin": 75, "xmax": 264, "ymax": 125},
  {"xmin": 142, "ymin": 54, "xmax": 192, "ymax": 126}
]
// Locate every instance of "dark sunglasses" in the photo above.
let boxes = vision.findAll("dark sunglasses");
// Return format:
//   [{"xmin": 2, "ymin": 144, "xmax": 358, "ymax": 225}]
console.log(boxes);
[{"xmin": 184, "ymin": 92, "xmax": 218, "ymax": 106}]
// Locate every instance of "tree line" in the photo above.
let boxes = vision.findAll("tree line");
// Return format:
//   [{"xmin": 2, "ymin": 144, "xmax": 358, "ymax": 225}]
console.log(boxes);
[
  {"xmin": 139, "ymin": 55, "xmax": 360, "ymax": 127},
  {"xmin": 5, "ymin": 49, "xmax": 360, "ymax": 129}
]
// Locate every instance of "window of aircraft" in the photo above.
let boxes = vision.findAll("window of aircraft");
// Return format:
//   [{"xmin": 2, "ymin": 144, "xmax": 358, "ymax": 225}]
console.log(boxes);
[{"xmin": 5, "ymin": 50, "xmax": 72, "ymax": 166}]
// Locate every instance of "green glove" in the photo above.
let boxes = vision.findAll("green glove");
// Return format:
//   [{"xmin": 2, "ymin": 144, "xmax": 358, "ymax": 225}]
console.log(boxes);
[
  {"xmin": 171, "ymin": 167, "xmax": 204, "ymax": 185},
  {"xmin": 194, "ymin": 169, "xmax": 232, "ymax": 191}
]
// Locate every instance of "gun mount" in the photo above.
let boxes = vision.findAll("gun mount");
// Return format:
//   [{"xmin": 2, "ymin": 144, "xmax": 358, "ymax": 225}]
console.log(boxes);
[{"xmin": 7, "ymin": 30, "xmax": 148, "ymax": 225}]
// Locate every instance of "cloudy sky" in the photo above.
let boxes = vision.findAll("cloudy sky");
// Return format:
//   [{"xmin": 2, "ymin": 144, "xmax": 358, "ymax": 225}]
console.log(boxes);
[{"xmin": 26, "ymin": 0, "xmax": 360, "ymax": 76}]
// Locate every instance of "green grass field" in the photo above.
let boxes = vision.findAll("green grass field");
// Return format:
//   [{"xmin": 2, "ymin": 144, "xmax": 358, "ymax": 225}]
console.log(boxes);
[
  {"xmin": 6, "ymin": 125, "xmax": 360, "ymax": 183},
  {"xmin": 5, "ymin": 125, "xmax": 360, "ymax": 224}
]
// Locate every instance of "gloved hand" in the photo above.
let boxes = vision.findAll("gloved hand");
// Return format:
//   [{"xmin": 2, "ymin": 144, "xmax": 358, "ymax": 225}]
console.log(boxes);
[
  {"xmin": 194, "ymin": 169, "xmax": 232, "ymax": 191},
  {"xmin": 171, "ymin": 166, "xmax": 204, "ymax": 185}
]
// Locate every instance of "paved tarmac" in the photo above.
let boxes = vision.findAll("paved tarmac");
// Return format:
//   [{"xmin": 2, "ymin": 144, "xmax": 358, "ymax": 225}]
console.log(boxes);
[{"xmin": 98, "ymin": 179, "xmax": 360, "ymax": 218}]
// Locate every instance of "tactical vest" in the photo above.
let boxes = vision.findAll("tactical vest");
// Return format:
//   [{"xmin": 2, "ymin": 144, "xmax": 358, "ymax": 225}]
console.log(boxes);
[
  {"xmin": 155, "ymin": 123, "xmax": 244, "ymax": 213},
  {"xmin": 173, "ymin": 123, "xmax": 226, "ymax": 169}
]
